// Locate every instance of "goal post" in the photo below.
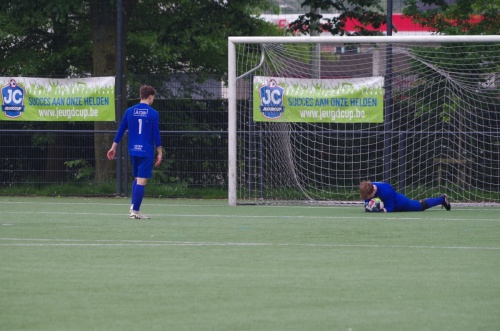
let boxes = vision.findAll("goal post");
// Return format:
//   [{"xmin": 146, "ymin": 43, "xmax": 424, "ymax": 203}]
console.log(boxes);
[{"xmin": 228, "ymin": 35, "xmax": 500, "ymax": 206}]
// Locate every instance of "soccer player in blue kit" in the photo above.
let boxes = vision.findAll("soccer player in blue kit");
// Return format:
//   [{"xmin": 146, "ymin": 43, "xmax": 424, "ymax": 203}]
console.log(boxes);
[
  {"xmin": 360, "ymin": 180, "xmax": 451, "ymax": 212},
  {"xmin": 107, "ymin": 85, "xmax": 162, "ymax": 219}
]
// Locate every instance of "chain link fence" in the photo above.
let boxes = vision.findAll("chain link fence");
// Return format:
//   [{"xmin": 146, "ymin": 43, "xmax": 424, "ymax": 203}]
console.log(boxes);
[{"xmin": 0, "ymin": 79, "xmax": 229, "ymax": 197}]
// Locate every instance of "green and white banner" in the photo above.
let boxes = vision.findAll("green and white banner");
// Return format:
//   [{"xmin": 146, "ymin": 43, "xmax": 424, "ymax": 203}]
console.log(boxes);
[
  {"xmin": 253, "ymin": 76, "xmax": 384, "ymax": 123},
  {"xmin": 1, "ymin": 77, "xmax": 115, "ymax": 121}
]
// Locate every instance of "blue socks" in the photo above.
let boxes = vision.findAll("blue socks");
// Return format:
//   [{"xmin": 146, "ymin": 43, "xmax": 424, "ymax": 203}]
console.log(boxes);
[
  {"xmin": 131, "ymin": 179, "xmax": 145, "ymax": 212},
  {"xmin": 423, "ymin": 196, "xmax": 444, "ymax": 209},
  {"xmin": 131, "ymin": 179, "xmax": 137, "ymax": 207}
]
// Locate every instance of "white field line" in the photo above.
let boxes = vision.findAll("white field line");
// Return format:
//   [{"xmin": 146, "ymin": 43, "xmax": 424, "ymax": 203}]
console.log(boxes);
[
  {"xmin": 0, "ymin": 211, "xmax": 500, "ymax": 226},
  {"xmin": 0, "ymin": 237, "xmax": 499, "ymax": 250},
  {"xmin": 0, "ymin": 210, "xmax": 395, "ymax": 219},
  {"xmin": 1, "ymin": 200, "xmax": 500, "ymax": 210},
  {"xmin": 0, "ymin": 200, "xmax": 226, "ymax": 208},
  {"xmin": 0, "ymin": 210, "xmax": 499, "ymax": 222}
]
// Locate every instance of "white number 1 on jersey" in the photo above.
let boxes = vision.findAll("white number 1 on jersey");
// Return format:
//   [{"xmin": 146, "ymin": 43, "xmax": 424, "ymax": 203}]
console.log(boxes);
[{"xmin": 138, "ymin": 118, "xmax": 142, "ymax": 134}]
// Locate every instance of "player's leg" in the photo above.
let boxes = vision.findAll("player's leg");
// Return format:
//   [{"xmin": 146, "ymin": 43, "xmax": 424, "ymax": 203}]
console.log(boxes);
[
  {"xmin": 130, "ymin": 157, "xmax": 154, "ymax": 219},
  {"xmin": 130, "ymin": 156, "xmax": 139, "ymax": 216},
  {"xmin": 400, "ymin": 199, "xmax": 424, "ymax": 211},
  {"xmin": 132, "ymin": 177, "xmax": 148, "ymax": 212},
  {"xmin": 130, "ymin": 178, "xmax": 137, "ymax": 212},
  {"xmin": 393, "ymin": 193, "xmax": 424, "ymax": 212},
  {"xmin": 421, "ymin": 195, "xmax": 451, "ymax": 211}
]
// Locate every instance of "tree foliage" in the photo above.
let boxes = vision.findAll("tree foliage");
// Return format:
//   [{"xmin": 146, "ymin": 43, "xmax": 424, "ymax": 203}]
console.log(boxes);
[
  {"xmin": 0, "ymin": 0, "xmax": 281, "ymax": 78},
  {"xmin": 399, "ymin": 1, "xmax": 500, "ymax": 128},
  {"xmin": 401, "ymin": 0, "xmax": 500, "ymax": 94},
  {"xmin": 403, "ymin": 0, "xmax": 500, "ymax": 35},
  {"xmin": 287, "ymin": 0, "xmax": 387, "ymax": 36},
  {"xmin": 126, "ymin": 0, "xmax": 280, "ymax": 79},
  {"xmin": 0, "ymin": 0, "xmax": 92, "ymax": 76},
  {"xmin": 0, "ymin": 0, "xmax": 281, "ymax": 185}
]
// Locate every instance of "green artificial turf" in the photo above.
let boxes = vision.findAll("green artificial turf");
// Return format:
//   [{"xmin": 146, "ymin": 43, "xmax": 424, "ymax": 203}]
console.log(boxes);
[{"xmin": 1, "ymin": 197, "xmax": 499, "ymax": 331}]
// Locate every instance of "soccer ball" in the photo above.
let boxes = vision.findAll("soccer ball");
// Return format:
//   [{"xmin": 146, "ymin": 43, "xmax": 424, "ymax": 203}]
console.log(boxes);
[{"xmin": 365, "ymin": 198, "xmax": 384, "ymax": 212}]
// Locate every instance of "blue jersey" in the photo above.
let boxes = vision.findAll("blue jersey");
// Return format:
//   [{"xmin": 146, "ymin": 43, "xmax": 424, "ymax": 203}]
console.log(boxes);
[
  {"xmin": 113, "ymin": 103, "xmax": 162, "ymax": 157},
  {"xmin": 367, "ymin": 182, "xmax": 422, "ymax": 212}
]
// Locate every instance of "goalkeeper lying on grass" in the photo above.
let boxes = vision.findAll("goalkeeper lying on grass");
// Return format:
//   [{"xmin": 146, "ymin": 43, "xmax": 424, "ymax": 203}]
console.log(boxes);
[{"xmin": 360, "ymin": 180, "xmax": 451, "ymax": 213}]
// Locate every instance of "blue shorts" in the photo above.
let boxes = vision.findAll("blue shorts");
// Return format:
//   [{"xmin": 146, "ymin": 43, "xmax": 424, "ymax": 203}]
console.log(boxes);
[{"xmin": 130, "ymin": 156, "xmax": 154, "ymax": 178}]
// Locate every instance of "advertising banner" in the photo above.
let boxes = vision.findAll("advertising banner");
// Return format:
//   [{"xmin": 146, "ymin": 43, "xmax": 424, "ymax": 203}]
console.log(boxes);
[
  {"xmin": 0, "ymin": 77, "xmax": 115, "ymax": 121},
  {"xmin": 253, "ymin": 76, "xmax": 384, "ymax": 123}
]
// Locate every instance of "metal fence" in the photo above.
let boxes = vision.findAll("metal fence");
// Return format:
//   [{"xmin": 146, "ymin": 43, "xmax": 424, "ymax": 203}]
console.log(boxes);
[{"xmin": 0, "ymin": 96, "xmax": 229, "ymax": 197}]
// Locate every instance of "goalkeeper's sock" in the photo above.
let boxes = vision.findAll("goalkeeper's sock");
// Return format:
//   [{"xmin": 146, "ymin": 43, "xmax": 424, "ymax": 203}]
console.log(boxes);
[
  {"xmin": 132, "ymin": 184, "xmax": 145, "ymax": 212},
  {"xmin": 422, "ymin": 197, "xmax": 444, "ymax": 209}
]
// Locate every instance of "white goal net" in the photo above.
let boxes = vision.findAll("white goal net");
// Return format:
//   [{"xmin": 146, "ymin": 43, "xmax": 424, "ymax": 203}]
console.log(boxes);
[{"xmin": 227, "ymin": 36, "xmax": 500, "ymax": 205}]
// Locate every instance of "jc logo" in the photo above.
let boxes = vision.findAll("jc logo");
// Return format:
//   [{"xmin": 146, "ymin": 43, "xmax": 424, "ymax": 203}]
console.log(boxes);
[
  {"xmin": 2, "ymin": 79, "xmax": 25, "ymax": 118},
  {"xmin": 260, "ymin": 79, "xmax": 282, "ymax": 106}
]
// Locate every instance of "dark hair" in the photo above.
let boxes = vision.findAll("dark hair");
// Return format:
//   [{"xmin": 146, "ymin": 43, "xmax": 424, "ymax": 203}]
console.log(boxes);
[{"xmin": 139, "ymin": 85, "xmax": 156, "ymax": 100}]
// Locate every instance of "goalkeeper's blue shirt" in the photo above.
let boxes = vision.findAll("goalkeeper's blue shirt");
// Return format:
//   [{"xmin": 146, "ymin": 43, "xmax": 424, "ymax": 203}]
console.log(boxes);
[
  {"xmin": 113, "ymin": 103, "xmax": 162, "ymax": 157},
  {"xmin": 368, "ymin": 182, "xmax": 423, "ymax": 212}
]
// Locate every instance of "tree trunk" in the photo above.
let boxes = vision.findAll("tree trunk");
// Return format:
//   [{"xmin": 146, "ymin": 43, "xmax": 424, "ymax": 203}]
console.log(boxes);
[{"xmin": 90, "ymin": 0, "xmax": 137, "ymax": 185}]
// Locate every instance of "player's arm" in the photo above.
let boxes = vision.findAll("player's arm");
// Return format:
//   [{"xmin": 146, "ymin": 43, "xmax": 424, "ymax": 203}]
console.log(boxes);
[
  {"xmin": 381, "ymin": 203, "xmax": 392, "ymax": 212},
  {"xmin": 114, "ymin": 111, "xmax": 129, "ymax": 142},
  {"xmin": 154, "ymin": 146, "xmax": 163, "ymax": 167},
  {"xmin": 108, "ymin": 111, "xmax": 129, "ymax": 160},
  {"xmin": 152, "ymin": 112, "xmax": 162, "ymax": 167},
  {"xmin": 379, "ymin": 194, "xmax": 394, "ymax": 212},
  {"xmin": 107, "ymin": 142, "xmax": 119, "ymax": 160}
]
